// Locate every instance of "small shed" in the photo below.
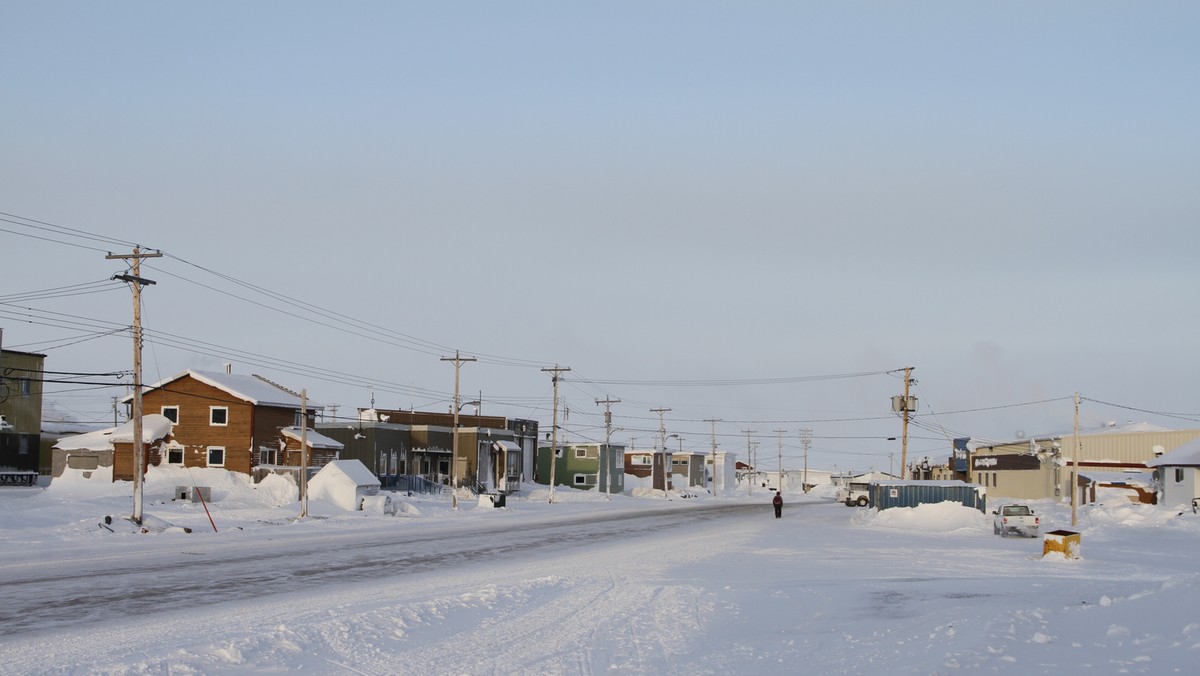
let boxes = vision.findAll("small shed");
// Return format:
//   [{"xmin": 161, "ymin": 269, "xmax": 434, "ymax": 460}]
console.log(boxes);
[
  {"xmin": 1146, "ymin": 439, "xmax": 1200, "ymax": 509},
  {"xmin": 307, "ymin": 459, "xmax": 381, "ymax": 511},
  {"xmin": 869, "ymin": 480, "xmax": 987, "ymax": 513}
]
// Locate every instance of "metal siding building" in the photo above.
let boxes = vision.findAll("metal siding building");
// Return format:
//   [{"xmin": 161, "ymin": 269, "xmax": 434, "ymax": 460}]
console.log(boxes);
[{"xmin": 968, "ymin": 425, "xmax": 1200, "ymax": 502}]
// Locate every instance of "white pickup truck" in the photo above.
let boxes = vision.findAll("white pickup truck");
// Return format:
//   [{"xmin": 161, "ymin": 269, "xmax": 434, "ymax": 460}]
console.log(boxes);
[
  {"xmin": 992, "ymin": 503, "xmax": 1039, "ymax": 537},
  {"xmin": 835, "ymin": 483, "xmax": 870, "ymax": 507}
]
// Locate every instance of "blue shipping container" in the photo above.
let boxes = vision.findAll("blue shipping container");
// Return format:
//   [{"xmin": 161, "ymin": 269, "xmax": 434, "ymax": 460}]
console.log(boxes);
[{"xmin": 868, "ymin": 480, "xmax": 986, "ymax": 513}]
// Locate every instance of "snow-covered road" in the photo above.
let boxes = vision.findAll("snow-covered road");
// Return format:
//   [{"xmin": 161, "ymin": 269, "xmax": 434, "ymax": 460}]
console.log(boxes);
[
  {"xmin": 0, "ymin": 501, "xmax": 760, "ymax": 638},
  {"xmin": 2, "ymin": 481, "xmax": 1198, "ymax": 674}
]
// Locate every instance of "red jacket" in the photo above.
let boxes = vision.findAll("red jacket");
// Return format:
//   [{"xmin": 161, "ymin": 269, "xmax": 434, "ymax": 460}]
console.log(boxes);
[{"xmin": 772, "ymin": 494, "xmax": 782, "ymax": 506}]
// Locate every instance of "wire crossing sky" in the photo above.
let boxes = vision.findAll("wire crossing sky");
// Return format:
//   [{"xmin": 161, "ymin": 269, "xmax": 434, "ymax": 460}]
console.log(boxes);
[{"xmin": 3, "ymin": 2, "xmax": 1198, "ymax": 471}]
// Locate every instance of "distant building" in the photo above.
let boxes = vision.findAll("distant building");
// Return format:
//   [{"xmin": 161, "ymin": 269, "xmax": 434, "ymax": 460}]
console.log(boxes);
[
  {"xmin": 318, "ymin": 408, "xmax": 537, "ymax": 495},
  {"xmin": 535, "ymin": 442, "xmax": 626, "ymax": 493},
  {"xmin": 966, "ymin": 422, "xmax": 1200, "ymax": 503},
  {"xmin": 0, "ymin": 348, "xmax": 45, "ymax": 473}
]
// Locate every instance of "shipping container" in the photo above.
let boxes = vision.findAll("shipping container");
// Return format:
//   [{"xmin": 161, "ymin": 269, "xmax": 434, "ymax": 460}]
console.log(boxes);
[{"xmin": 868, "ymin": 480, "xmax": 986, "ymax": 513}]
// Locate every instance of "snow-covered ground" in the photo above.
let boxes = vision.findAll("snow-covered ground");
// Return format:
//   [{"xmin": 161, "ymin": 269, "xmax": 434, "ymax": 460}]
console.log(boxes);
[{"xmin": 1, "ymin": 467, "xmax": 1197, "ymax": 674}]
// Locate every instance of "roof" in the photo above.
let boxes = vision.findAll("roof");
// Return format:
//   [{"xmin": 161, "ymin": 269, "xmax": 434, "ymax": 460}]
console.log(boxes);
[
  {"xmin": 991, "ymin": 421, "xmax": 1176, "ymax": 446},
  {"xmin": 281, "ymin": 427, "xmax": 344, "ymax": 450},
  {"xmin": 53, "ymin": 414, "xmax": 173, "ymax": 451},
  {"xmin": 1146, "ymin": 439, "xmax": 1200, "ymax": 467},
  {"xmin": 130, "ymin": 370, "xmax": 319, "ymax": 410},
  {"xmin": 312, "ymin": 459, "xmax": 380, "ymax": 487}
]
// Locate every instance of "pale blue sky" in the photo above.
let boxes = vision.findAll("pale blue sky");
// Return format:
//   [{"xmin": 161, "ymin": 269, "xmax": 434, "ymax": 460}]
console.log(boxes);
[{"xmin": 3, "ymin": 2, "xmax": 1198, "ymax": 471}]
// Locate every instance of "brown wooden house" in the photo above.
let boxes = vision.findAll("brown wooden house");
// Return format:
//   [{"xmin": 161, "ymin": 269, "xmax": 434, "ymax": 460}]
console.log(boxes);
[{"xmin": 127, "ymin": 369, "xmax": 320, "ymax": 477}]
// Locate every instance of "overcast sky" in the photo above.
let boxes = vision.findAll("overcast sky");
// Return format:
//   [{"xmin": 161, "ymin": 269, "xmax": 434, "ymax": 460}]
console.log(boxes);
[{"xmin": 3, "ymin": 2, "xmax": 1198, "ymax": 472}]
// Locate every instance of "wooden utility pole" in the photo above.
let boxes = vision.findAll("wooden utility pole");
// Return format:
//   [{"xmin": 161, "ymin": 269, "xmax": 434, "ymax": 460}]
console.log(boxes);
[
  {"xmin": 1072, "ymin": 391, "xmax": 1080, "ymax": 527},
  {"xmin": 801, "ymin": 428, "xmax": 812, "ymax": 493},
  {"xmin": 704, "ymin": 418, "xmax": 721, "ymax": 495},
  {"xmin": 107, "ymin": 246, "xmax": 161, "ymax": 525},
  {"xmin": 442, "ymin": 351, "xmax": 477, "ymax": 509},
  {"xmin": 774, "ymin": 429, "xmax": 786, "ymax": 492},
  {"xmin": 651, "ymin": 407, "xmax": 671, "ymax": 492},
  {"xmin": 596, "ymin": 397, "xmax": 620, "ymax": 495},
  {"xmin": 743, "ymin": 429, "xmax": 755, "ymax": 496},
  {"xmin": 299, "ymin": 389, "xmax": 309, "ymax": 518},
  {"xmin": 899, "ymin": 367, "xmax": 914, "ymax": 480},
  {"xmin": 543, "ymin": 366, "xmax": 570, "ymax": 503}
]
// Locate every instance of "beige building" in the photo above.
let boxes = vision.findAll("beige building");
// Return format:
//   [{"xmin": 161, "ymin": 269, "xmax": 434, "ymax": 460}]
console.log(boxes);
[{"xmin": 968, "ymin": 422, "xmax": 1200, "ymax": 503}]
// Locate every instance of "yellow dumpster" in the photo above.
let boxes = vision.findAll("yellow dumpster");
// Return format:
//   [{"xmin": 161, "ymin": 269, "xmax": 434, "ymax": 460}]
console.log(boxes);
[{"xmin": 1043, "ymin": 529, "xmax": 1081, "ymax": 558}]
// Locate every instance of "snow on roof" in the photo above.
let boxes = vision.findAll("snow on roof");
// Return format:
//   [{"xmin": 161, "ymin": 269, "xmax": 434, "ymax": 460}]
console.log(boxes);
[
  {"xmin": 308, "ymin": 460, "xmax": 380, "ymax": 512},
  {"xmin": 110, "ymin": 414, "xmax": 173, "ymax": 444},
  {"xmin": 1078, "ymin": 470, "xmax": 1155, "ymax": 485},
  {"xmin": 1146, "ymin": 438, "xmax": 1200, "ymax": 467},
  {"xmin": 492, "ymin": 440, "xmax": 521, "ymax": 452},
  {"xmin": 54, "ymin": 414, "xmax": 173, "ymax": 450},
  {"xmin": 130, "ymin": 370, "xmax": 319, "ymax": 409},
  {"xmin": 281, "ymin": 427, "xmax": 344, "ymax": 450}
]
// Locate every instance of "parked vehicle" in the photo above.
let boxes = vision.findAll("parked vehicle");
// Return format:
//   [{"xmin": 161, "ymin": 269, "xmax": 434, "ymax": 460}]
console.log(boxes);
[
  {"xmin": 992, "ymin": 503, "xmax": 1039, "ymax": 537},
  {"xmin": 836, "ymin": 482, "xmax": 870, "ymax": 507}
]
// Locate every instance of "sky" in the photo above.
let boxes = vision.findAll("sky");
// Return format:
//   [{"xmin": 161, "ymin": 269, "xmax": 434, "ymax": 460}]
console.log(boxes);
[
  {"xmin": 2, "ymin": 468, "xmax": 1199, "ymax": 673},
  {"xmin": 3, "ymin": 2, "xmax": 1199, "ymax": 472}
]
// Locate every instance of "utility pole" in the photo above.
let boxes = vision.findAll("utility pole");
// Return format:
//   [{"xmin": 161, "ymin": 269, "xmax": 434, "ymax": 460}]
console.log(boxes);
[
  {"xmin": 651, "ymin": 407, "xmax": 671, "ymax": 493},
  {"xmin": 441, "ymin": 350, "xmax": 476, "ymax": 510},
  {"xmin": 1072, "ymin": 391, "xmax": 1080, "ymax": 527},
  {"xmin": 107, "ymin": 246, "xmax": 161, "ymax": 526},
  {"xmin": 542, "ymin": 365, "xmax": 570, "ymax": 503},
  {"xmin": 299, "ymin": 389, "xmax": 309, "ymax": 518},
  {"xmin": 596, "ymin": 397, "xmax": 620, "ymax": 495},
  {"xmin": 800, "ymin": 428, "xmax": 812, "ymax": 493},
  {"xmin": 327, "ymin": 403, "xmax": 339, "ymax": 422},
  {"xmin": 892, "ymin": 366, "xmax": 916, "ymax": 480},
  {"xmin": 704, "ymin": 418, "xmax": 721, "ymax": 495},
  {"xmin": 112, "ymin": 396, "xmax": 119, "ymax": 427},
  {"xmin": 743, "ymin": 429, "xmax": 755, "ymax": 496},
  {"xmin": 774, "ymin": 429, "xmax": 786, "ymax": 492}
]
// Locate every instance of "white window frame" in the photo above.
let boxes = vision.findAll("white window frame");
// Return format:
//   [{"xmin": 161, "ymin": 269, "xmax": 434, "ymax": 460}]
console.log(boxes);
[
  {"xmin": 573, "ymin": 473, "xmax": 596, "ymax": 486},
  {"xmin": 165, "ymin": 443, "xmax": 184, "ymax": 465},
  {"xmin": 161, "ymin": 405, "xmax": 179, "ymax": 424},
  {"xmin": 209, "ymin": 406, "xmax": 229, "ymax": 426},
  {"xmin": 207, "ymin": 446, "xmax": 226, "ymax": 467}
]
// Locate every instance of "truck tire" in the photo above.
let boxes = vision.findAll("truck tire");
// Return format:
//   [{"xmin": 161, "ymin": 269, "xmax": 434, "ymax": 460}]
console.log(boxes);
[{"xmin": 856, "ymin": 496, "xmax": 869, "ymax": 507}]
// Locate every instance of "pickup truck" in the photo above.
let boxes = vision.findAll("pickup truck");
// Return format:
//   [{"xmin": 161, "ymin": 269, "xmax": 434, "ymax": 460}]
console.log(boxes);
[
  {"xmin": 835, "ymin": 483, "xmax": 870, "ymax": 507},
  {"xmin": 992, "ymin": 503, "xmax": 1039, "ymax": 537}
]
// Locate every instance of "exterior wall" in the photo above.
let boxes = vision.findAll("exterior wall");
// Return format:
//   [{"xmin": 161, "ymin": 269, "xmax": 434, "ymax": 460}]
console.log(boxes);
[
  {"xmin": 0, "ymin": 350, "xmax": 45, "ymax": 433},
  {"xmin": 534, "ymin": 443, "xmax": 623, "ymax": 492},
  {"xmin": 671, "ymin": 453, "xmax": 706, "ymax": 488},
  {"xmin": 624, "ymin": 450, "xmax": 672, "ymax": 490},
  {"xmin": 137, "ymin": 374, "xmax": 309, "ymax": 477},
  {"xmin": 0, "ymin": 349, "xmax": 46, "ymax": 473},
  {"xmin": 140, "ymin": 377, "xmax": 255, "ymax": 474},
  {"xmin": 1158, "ymin": 466, "xmax": 1199, "ymax": 508},
  {"xmin": 970, "ymin": 429, "xmax": 1200, "ymax": 501}
]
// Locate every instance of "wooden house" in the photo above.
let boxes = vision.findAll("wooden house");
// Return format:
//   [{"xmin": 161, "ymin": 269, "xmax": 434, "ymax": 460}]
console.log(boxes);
[{"xmin": 128, "ymin": 369, "xmax": 320, "ymax": 477}]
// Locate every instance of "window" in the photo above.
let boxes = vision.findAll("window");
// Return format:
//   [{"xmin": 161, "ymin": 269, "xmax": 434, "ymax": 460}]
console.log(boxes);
[
  {"xmin": 575, "ymin": 448, "xmax": 588, "ymax": 458},
  {"xmin": 207, "ymin": 446, "xmax": 225, "ymax": 467},
  {"xmin": 210, "ymin": 406, "xmax": 228, "ymax": 426},
  {"xmin": 1176, "ymin": 468, "xmax": 1185, "ymax": 483},
  {"xmin": 20, "ymin": 378, "xmax": 32, "ymax": 396},
  {"xmin": 632, "ymin": 454, "xmax": 650, "ymax": 465},
  {"xmin": 161, "ymin": 406, "xmax": 179, "ymax": 424},
  {"xmin": 260, "ymin": 447, "xmax": 277, "ymax": 465},
  {"xmin": 166, "ymin": 445, "xmax": 184, "ymax": 465},
  {"xmin": 574, "ymin": 473, "xmax": 589, "ymax": 485}
]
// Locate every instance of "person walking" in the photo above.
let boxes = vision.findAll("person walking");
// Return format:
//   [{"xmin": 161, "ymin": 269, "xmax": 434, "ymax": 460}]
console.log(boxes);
[{"xmin": 772, "ymin": 490, "xmax": 783, "ymax": 518}]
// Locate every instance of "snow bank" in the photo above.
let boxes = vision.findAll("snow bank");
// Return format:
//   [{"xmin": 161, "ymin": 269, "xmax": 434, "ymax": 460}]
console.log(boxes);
[{"xmin": 855, "ymin": 500, "xmax": 990, "ymax": 534}]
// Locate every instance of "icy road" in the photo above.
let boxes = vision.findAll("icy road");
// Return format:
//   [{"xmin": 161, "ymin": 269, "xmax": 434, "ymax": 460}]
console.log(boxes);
[{"xmin": 1, "ymin": 493, "xmax": 1197, "ymax": 674}]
